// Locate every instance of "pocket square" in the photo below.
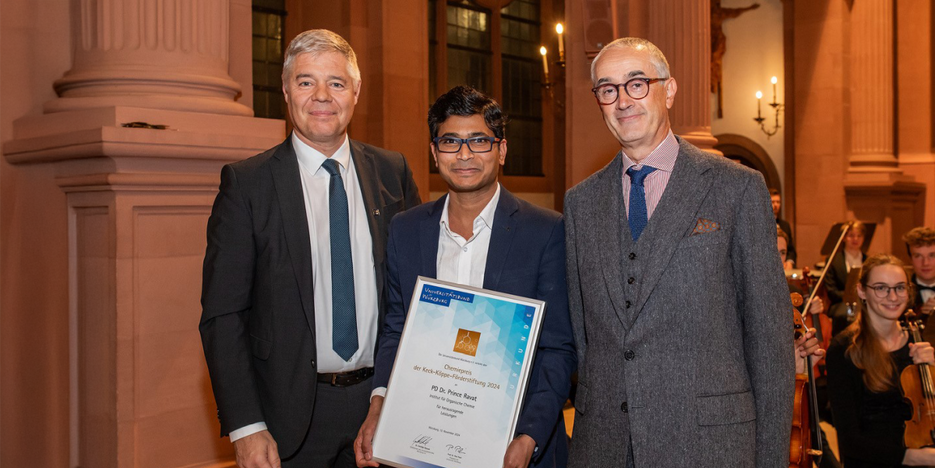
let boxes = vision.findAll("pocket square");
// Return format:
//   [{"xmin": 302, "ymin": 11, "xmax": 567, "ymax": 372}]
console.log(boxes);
[{"xmin": 691, "ymin": 218, "xmax": 720, "ymax": 235}]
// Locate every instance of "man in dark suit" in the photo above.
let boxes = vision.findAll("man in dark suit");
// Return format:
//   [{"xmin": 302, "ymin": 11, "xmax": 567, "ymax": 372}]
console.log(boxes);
[
  {"xmin": 564, "ymin": 37, "xmax": 793, "ymax": 467},
  {"xmin": 904, "ymin": 227, "xmax": 935, "ymax": 342},
  {"xmin": 200, "ymin": 29, "xmax": 420, "ymax": 468},
  {"xmin": 353, "ymin": 85, "xmax": 577, "ymax": 468}
]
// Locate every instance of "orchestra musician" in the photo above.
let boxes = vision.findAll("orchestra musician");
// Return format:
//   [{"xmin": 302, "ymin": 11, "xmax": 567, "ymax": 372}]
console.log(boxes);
[
  {"xmin": 826, "ymin": 220, "xmax": 869, "ymax": 337},
  {"xmin": 781, "ymin": 225, "xmax": 842, "ymax": 468},
  {"xmin": 826, "ymin": 254, "xmax": 935, "ymax": 467}
]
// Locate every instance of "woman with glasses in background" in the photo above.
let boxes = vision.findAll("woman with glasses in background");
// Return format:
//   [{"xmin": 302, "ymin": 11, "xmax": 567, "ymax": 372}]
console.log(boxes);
[{"xmin": 827, "ymin": 254, "xmax": 935, "ymax": 467}]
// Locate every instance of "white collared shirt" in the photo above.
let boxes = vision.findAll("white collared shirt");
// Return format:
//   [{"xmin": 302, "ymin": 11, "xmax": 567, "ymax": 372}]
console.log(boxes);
[
  {"xmin": 229, "ymin": 133, "xmax": 379, "ymax": 442},
  {"xmin": 371, "ymin": 184, "xmax": 501, "ymax": 400},
  {"xmin": 435, "ymin": 184, "xmax": 501, "ymax": 288},
  {"xmin": 918, "ymin": 278, "xmax": 935, "ymax": 304}
]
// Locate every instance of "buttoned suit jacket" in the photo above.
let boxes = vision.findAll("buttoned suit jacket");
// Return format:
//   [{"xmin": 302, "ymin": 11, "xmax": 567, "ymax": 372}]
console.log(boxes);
[
  {"xmin": 200, "ymin": 137, "xmax": 420, "ymax": 458},
  {"xmin": 373, "ymin": 188, "xmax": 577, "ymax": 467},
  {"xmin": 564, "ymin": 138, "xmax": 794, "ymax": 467}
]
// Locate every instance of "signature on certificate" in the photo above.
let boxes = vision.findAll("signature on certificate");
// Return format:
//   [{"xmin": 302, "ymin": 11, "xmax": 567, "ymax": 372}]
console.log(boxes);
[
  {"xmin": 412, "ymin": 435, "xmax": 433, "ymax": 446},
  {"xmin": 446, "ymin": 444, "xmax": 466, "ymax": 454}
]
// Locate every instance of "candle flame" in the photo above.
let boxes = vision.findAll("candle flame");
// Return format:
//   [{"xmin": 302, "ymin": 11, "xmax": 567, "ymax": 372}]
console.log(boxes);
[
  {"xmin": 556, "ymin": 23, "xmax": 564, "ymax": 34},
  {"xmin": 756, "ymin": 91, "xmax": 763, "ymax": 99},
  {"xmin": 540, "ymin": 46, "xmax": 548, "ymax": 56},
  {"xmin": 771, "ymin": 76, "xmax": 778, "ymax": 84}
]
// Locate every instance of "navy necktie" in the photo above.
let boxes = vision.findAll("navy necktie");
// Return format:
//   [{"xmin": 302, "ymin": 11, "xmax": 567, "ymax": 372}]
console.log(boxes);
[
  {"xmin": 322, "ymin": 159, "xmax": 358, "ymax": 361},
  {"xmin": 626, "ymin": 165, "xmax": 657, "ymax": 241}
]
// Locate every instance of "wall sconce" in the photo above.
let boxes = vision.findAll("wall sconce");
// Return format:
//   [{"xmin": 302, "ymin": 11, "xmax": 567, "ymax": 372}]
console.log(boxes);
[{"xmin": 753, "ymin": 76, "xmax": 784, "ymax": 138}]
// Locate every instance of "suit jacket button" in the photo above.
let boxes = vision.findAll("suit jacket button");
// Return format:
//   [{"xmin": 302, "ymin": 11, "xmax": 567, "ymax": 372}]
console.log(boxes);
[
  {"xmin": 625, "ymin": 300, "xmax": 631, "ymax": 308},
  {"xmin": 629, "ymin": 252, "xmax": 637, "ymax": 260},
  {"xmin": 310, "ymin": 359, "xmax": 316, "ymax": 368},
  {"xmin": 627, "ymin": 277, "xmax": 635, "ymax": 284},
  {"xmin": 621, "ymin": 401, "xmax": 629, "ymax": 413},
  {"xmin": 624, "ymin": 350, "xmax": 635, "ymax": 361}
]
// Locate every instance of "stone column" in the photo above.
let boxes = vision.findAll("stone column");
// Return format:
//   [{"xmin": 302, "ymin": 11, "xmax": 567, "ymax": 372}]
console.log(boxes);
[
  {"xmin": 646, "ymin": 0, "xmax": 718, "ymax": 152},
  {"xmin": 848, "ymin": 0, "xmax": 898, "ymax": 172},
  {"xmin": 48, "ymin": 0, "xmax": 251, "ymax": 116},
  {"xmin": 2, "ymin": 1, "xmax": 284, "ymax": 466},
  {"xmin": 842, "ymin": 0, "xmax": 924, "ymax": 259}
]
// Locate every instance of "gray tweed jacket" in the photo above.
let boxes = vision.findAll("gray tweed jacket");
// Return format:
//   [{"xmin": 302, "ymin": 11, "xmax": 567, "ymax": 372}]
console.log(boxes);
[{"xmin": 564, "ymin": 137, "xmax": 794, "ymax": 468}]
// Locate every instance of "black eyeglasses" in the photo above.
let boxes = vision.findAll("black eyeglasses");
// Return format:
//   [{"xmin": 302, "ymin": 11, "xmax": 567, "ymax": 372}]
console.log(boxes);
[
  {"xmin": 433, "ymin": 136, "xmax": 502, "ymax": 153},
  {"xmin": 591, "ymin": 77, "xmax": 668, "ymax": 105},
  {"xmin": 867, "ymin": 283, "xmax": 909, "ymax": 299}
]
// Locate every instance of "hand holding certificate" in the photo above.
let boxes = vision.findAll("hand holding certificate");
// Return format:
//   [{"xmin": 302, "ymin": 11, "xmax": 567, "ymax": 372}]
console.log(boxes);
[{"xmin": 369, "ymin": 277, "xmax": 546, "ymax": 468}]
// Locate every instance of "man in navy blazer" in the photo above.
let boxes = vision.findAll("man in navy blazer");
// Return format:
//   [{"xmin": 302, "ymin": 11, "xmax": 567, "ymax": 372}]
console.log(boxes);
[{"xmin": 353, "ymin": 85, "xmax": 577, "ymax": 468}]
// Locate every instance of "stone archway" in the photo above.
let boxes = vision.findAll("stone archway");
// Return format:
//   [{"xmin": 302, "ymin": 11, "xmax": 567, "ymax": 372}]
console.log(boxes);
[{"xmin": 714, "ymin": 133, "xmax": 782, "ymax": 192}]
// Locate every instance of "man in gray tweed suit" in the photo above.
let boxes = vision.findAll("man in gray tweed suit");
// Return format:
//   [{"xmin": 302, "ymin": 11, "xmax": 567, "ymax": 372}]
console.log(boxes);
[{"xmin": 564, "ymin": 37, "xmax": 793, "ymax": 467}]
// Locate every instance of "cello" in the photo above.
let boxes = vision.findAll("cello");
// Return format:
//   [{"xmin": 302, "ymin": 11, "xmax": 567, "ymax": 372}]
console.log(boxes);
[
  {"xmin": 900, "ymin": 310, "xmax": 935, "ymax": 448},
  {"xmin": 790, "ymin": 292, "xmax": 824, "ymax": 468}
]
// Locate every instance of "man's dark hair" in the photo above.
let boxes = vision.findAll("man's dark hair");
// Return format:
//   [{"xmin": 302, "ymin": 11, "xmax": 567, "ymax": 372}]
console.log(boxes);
[
  {"xmin": 428, "ymin": 85, "xmax": 506, "ymax": 139},
  {"xmin": 769, "ymin": 188, "xmax": 781, "ymax": 197}
]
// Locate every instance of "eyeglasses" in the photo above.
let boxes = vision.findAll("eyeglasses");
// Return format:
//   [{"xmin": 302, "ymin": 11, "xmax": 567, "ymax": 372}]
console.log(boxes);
[
  {"xmin": 433, "ymin": 136, "xmax": 502, "ymax": 153},
  {"xmin": 591, "ymin": 77, "xmax": 668, "ymax": 105},
  {"xmin": 867, "ymin": 284, "xmax": 909, "ymax": 298}
]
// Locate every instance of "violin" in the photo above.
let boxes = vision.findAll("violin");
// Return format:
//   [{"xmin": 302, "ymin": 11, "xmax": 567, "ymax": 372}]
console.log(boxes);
[
  {"xmin": 790, "ymin": 292, "xmax": 823, "ymax": 468},
  {"xmin": 900, "ymin": 310, "xmax": 935, "ymax": 449}
]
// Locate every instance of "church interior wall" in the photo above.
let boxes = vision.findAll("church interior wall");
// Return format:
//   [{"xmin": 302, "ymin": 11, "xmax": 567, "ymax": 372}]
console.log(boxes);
[{"xmin": 710, "ymin": 0, "xmax": 785, "ymax": 189}]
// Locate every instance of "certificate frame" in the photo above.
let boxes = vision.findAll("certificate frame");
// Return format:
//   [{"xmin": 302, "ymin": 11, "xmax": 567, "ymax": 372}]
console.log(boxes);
[{"xmin": 372, "ymin": 276, "xmax": 546, "ymax": 468}]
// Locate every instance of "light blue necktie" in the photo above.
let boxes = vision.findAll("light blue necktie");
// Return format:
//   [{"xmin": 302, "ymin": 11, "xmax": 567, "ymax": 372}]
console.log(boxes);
[
  {"xmin": 626, "ymin": 165, "xmax": 657, "ymax": 241},
  {"xmin": 322, "ymin": 159, "xmax": 358, "ymax": 361}
]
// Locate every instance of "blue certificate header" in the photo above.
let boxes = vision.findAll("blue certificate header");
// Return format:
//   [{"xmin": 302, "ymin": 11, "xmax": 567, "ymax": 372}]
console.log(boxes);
[{"xmin": 419, "ymin": 284, "xmax": 475, "ymax": 307}]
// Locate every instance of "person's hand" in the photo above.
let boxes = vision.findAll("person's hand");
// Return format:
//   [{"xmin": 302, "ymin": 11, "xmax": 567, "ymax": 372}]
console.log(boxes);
[
  {"xmin": 910, "ymin": 341, "xmax": 935, "ymax": 366},
  {"xmin": 502, "ymin": 434, "xmax": 536, "ymax": 468},
  {"xmin": 354, "ymin": 396, "xmax": 384, "ymax": 467},
  {"xmin": 233, "ymin": 430, "xmax": 280, "ymax": 468},
  {"xmin": 902, "ymin": 447, "xmax": 935, "ymax": 465},
  {"xmin": 794, "ymin": 330, "xmax": 825, "ymax": 374},
  {"xmin": 784, "ymin": 260, "xmax": 795, "ymax": 270},
  {"xmin": 808, "ymin": 297, "xmax": 823, "ymax": 315},
  {"xmin": 921, "ymin": 297, "xmax": 935, "ymax": 317}
]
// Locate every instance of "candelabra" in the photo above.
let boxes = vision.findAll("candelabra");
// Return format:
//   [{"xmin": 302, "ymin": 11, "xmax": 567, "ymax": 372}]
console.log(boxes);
[{"xmin": 753, "ymin": 76, "xmax": 784, "ymax": 138}]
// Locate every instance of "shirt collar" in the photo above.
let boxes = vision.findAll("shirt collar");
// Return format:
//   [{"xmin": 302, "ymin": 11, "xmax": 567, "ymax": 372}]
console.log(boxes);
[
  {"xmin": 622, "ymin": 130, "xmax": 678, "ymax": 173},
  {"xmin": 440, "ymin": 184, "xmax": 501, "ymax": 235},
  {"xmin": 292, "ymin": 132, "xmax": 352, "ymax": 175},
  {"xmin": 916, "ymin": 275, "xmax": 935, "ymax": 288}
]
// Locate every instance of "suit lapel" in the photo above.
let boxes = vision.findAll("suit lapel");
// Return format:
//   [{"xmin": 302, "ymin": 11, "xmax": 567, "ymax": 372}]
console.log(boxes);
[
  {"xmin": 483, "ymin": 188, "xmax": 519, "ymax": 291},
  {"xmin": 349, "ymin": 140, "xmax": 383, "ymax": 265},
  {"xmin": 595, "ymin": 154, "xmax": 633, "ymax": 329},
  {"xmin": 421, "ymin": 196, "xmax": 446, "ymax": 279},
  {"xmin": 631, "ymin": 140, "xmax": 715, "ymax": 321},
  {"xmin": 269, "ymin": 138, "xmax": 316, "ymax": 334}
]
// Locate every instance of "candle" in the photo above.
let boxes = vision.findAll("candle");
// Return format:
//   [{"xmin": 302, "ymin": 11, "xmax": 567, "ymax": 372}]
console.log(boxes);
[
  {"xmin": 555, "ymin": 23, "xmax": 565, "ymax": 61},
  {"xmin": 540, "ymin": 46, "xmax": 549, "ymax": 81},
  {"xmin": 771, "ymin": 76, "xmax": 778, "ymax": 104},
  {"xmin": 756, "ymin": 91, "xmax": 763, "ymax": 119}
]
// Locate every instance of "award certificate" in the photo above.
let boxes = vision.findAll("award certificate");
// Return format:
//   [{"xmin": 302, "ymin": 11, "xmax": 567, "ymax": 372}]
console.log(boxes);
[{"xmin": 372, "ymin": 277, "xmax": 545, "ymax": 468}]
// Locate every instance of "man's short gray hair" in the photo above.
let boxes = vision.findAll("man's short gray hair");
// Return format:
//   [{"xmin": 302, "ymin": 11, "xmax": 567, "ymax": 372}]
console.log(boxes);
[
  {"xmin": 282, "ymin": 29, "xmax": 361, "ymax": 85},
  {"xmin": 590, "ymin": 37, "xmax": 671, "ymax": 85}
]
